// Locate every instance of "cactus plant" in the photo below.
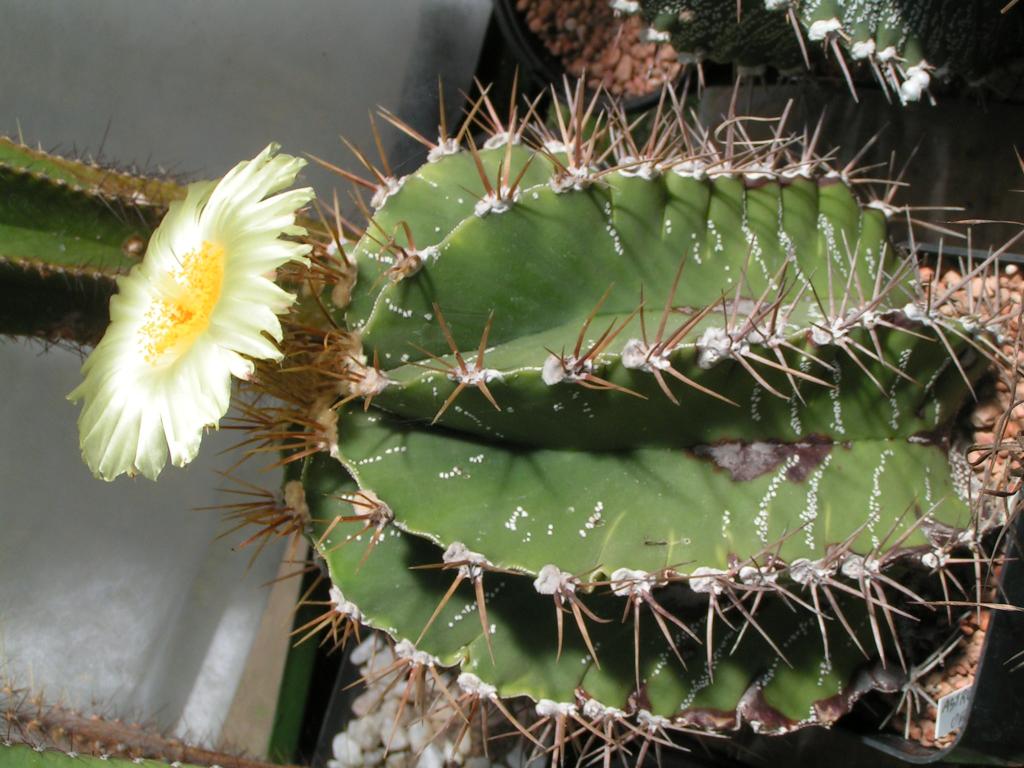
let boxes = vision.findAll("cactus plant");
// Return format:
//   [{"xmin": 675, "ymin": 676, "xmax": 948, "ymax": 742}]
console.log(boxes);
[
  {"xmin": 8, "ymin": 78, "xmax": 1014, "ymax": 762},
  {"xmin": 626, "ymin": 1, "xmax": 1024, "ymax": 103},
  {"xmin": 236, "ymin": 82, "xmax": 1015, "ymax": 760}
]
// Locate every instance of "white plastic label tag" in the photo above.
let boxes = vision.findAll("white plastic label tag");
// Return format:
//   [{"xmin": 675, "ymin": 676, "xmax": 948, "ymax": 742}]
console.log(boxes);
[{"xmin": 935, "ymin": 686, "xmax": 973, "ymax": 739}]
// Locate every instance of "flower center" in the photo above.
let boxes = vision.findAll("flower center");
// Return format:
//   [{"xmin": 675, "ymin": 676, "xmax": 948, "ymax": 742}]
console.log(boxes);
[{"xmin": 140, "ymin": 241, "xmax": 225, "ymax": 364}]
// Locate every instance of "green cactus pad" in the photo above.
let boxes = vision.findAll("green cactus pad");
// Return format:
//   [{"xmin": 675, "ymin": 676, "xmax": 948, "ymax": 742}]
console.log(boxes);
[
  {"xmin": 352, "ymin": 167, "xmax": 981, "ymax": 449},
  {"xmin": 345, "ymin": 142, "xmax": 557, "ymax": 328},
  {"xmin": 321, "ymin": 408, "xmax": 968, "ymax": 578},
  {"xmin": 305, "ymin": 454, "xmax": 881, "ymax": 730},
  {"xmin": 358, "ymin": 173, "xmax": 891, "ymax": 357}
]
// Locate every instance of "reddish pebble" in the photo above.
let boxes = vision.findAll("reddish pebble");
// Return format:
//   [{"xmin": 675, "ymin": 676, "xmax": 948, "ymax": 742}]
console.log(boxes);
[{"xmin": 516, "ymin": 0, "xmax": 681, "ymax": 98}]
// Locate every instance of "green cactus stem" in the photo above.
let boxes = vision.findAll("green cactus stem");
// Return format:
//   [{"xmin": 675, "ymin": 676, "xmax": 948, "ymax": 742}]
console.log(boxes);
[{"xmin": 0, "ymin": 137, "xmax": 183, "ymax": 342}]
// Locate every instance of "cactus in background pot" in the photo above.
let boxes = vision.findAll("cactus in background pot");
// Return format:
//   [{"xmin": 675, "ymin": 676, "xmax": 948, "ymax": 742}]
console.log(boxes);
[{"xmin": 628, "ymin": 1, "xmax": 1024, "ymax": 103}]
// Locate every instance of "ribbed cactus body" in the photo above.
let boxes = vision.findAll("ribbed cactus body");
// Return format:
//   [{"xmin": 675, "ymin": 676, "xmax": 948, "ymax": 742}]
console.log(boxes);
[
  {"xmin": 305, "ymin": 457, "xmax": 880, "ymax": 731},
  {"xmin": 293, "ymin": 88, "xmax": 999, "ymax": 740},
  {"xmin": 354, "ymin": 166, "xmax": 969, "ymax": 448}
]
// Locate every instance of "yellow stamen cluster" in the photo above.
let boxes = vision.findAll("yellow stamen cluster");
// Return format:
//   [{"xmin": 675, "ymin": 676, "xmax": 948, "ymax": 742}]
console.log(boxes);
[{"xmin": 139, "ymin": 241, "xmax": 225, "ymax": 364}]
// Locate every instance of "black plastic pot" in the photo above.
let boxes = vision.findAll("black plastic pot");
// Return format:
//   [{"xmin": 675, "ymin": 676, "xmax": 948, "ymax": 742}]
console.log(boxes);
[
  {"xmin": 310, "ymin": 642, "xmax": 360, "ymax": 768},
  {"xmin": 489, "ymin": 0, "xmax": 563, "ymax": 91},
  {"xmin": 862, "ymin": 528, "xmax": 1024, "ymax": 764}
]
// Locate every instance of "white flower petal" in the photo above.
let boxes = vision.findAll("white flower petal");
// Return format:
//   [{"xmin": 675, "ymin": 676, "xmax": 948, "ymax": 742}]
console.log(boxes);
[
  {"xmin": 133, "ymin": 404, "xmax": 168, "ymax": 481},
  {"xmin": 69, "ymin": 145, "xmax": 313, "ymax": 481},
  {"xmin": 140, "ymin": 181, "xmax": 217, "ymax": 278},
  {"xmin": 206, "ymin": 319, "xmax": 282, "ymax": 363},
  {"xmin": 224, "ymin": 239, "xmax": 311, "ymax": 269},
  {"xmin": 221, "ymin": 349, "xmax": 256, "ymax": 381},
  {"xmin": 218, "ymin": 275, "xmax": 297, "ymax": 312}
]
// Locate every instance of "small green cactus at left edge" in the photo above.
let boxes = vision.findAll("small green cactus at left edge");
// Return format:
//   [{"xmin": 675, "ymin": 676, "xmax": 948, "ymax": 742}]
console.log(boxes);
[
  {"xmin": 0, "ymin": 746, "xmax": 199, "ymax": 768},
  {"xmin": 0, "ymin": 687, "xmax": 293, "ymax": 768},
  {"xmin": 247, "ymin": 81, "xmax": 1015, "ymax": 760},
  {"xmin": 0, "ymin": 136, "xmax": 183, "ymax": 342},
  {"xmin": 0, "ymin": 753, "xmax": 166, "ymax": 768}
]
